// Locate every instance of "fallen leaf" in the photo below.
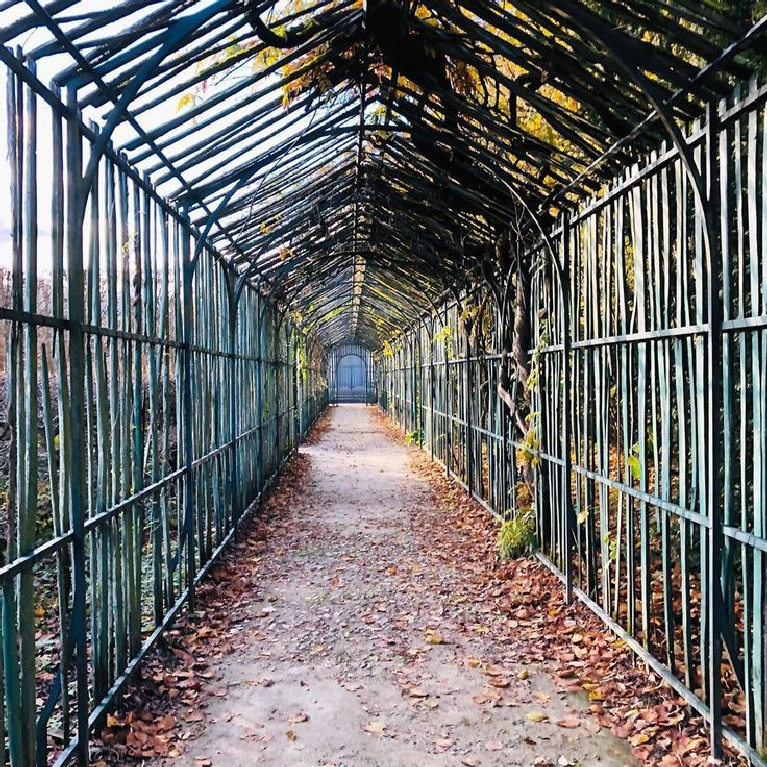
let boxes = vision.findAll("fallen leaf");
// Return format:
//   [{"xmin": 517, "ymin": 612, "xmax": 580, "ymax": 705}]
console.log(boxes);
[
  {"xmin": 285, "ymin": 729, "xmax": 296, "ymax": 741},
  {"xmin": 526, "ymin": 711, "xmax": 549, "ymax": 723},
  {"xmin": 556, "ymin": 719, "xmax": 580, "ymax": 729},
  {"xmin": 482, "ymin": 665, "xmax": 504, "ymax": 677},
  {"xmin": 461, "ymin": 757, "xmax": 481, "ymax": 766},
  {"xmin": 287, "ymin": 712, "xmax": 309, "ymax": 724},
  {"xmin": 363, "ymin": 721, "xmax": 387, "ymax": 734},
  {"xmin": 588, "ymin": 688, "xmax": 605, "ymax": 701}
]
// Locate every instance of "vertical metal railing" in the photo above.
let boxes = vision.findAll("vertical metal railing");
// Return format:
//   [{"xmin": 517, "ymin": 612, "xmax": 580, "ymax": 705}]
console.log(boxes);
[
  {"xmin": 0, "ymin": 60, "xmax": 328, "ymax": 766},
  {"xmin": 380, "ymin": 74, "xmax": 767, "ymax": 765}
]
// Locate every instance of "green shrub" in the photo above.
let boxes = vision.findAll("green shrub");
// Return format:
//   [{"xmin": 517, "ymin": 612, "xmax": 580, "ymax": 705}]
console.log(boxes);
[
  {"xmin": 405, "ymin": 429, "xmax": 424, "ymax": 446},
  {"xmin": 498, "ymin": 508, "xmax": 536, "ymax": 560}
]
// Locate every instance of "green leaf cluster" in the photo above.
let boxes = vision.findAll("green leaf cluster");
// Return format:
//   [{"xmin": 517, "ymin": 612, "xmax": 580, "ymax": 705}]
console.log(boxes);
[{"xmin": 498, "ymin": 508, "xmax": 536, "ymax": 560}]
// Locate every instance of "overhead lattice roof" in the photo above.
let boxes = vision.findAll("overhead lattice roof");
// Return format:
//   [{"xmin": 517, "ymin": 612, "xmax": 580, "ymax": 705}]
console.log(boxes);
[{"xmin": 3, "ymin": 0, "xmax": 766, "ymax": 348}]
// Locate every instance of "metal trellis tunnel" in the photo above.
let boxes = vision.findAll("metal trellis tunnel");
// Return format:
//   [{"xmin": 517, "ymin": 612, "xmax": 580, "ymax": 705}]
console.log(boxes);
[{"xmin": 0, "ymin": 0, "xmax": 766, "ymax": 764}]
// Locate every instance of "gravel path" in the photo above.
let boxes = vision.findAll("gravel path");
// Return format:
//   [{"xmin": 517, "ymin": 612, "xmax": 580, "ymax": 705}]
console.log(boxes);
[{"xmin": 156, "ymin": 405, "xmax": 634, "ymax": 767}]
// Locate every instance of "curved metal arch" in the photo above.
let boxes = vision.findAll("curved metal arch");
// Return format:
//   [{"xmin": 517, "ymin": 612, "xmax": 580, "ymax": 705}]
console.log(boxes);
[
  {"xmin": 549, "ymin": 2, "xmax": 717, "ymax": 262},
  {"xmin": 23, "ymin": 0, "xmax": 235, "ymax": 224}
]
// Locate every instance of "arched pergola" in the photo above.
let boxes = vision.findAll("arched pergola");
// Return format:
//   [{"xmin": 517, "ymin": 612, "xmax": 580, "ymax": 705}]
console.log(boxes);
[{"xmin": 0, "ymin": 2, "xmax": 766, "ymax": 765}]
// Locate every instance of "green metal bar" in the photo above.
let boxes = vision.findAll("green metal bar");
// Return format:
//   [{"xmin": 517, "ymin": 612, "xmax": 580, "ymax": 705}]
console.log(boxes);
[
  {"xmin": 3, "ymin": 54, "xmax": 23, "ymax": 767},
  {"xmin": 705, "ymin": 100, "xmax": 725, "ymax": 761},
  {"xmin": 181, "ymin": 216, "xmax": 196, "ymax": 605},
  {"xmin": 65, "ymin": 83, "xmax": 90, "ymax": 767}
]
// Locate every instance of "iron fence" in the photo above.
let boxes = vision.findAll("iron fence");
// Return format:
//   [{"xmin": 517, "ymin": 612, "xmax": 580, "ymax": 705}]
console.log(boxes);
[
  {"xmin": 0, "ymin": 59, "xmax": 327, "ymax": 766},
  {"xmin": 379, "ymin": 74, "xmax": 767, "ymax": 765}
]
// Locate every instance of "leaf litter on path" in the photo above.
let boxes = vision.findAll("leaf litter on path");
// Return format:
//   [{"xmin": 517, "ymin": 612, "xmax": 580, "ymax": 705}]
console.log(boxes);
[{"xmin": 88, "ymin": 407, "xmax": 743, "ymax": 767}]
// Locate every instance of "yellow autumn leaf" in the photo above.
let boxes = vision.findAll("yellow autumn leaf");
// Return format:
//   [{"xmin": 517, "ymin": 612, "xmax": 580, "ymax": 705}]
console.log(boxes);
[
  {"xmin": 588, "ymin": 688, "xmax": 605, "ymax": 701},
  {"xmin": 176, "ymin": 92, "xmax": 194, "ymax": 112}
]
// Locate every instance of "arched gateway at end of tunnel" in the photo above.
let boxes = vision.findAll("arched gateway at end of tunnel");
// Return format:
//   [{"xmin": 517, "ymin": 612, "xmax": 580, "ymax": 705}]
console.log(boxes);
[
  {"xmin": 1, "ymin": 1, "xmax": 766, "ymax": 765},
  {"xmin": 327, "ymin": 343, "xmax": 377, "ymax": 405}
]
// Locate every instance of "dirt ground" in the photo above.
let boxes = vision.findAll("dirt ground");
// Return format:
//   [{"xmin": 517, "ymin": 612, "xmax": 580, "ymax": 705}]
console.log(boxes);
[{"xmin": 148, "ymin": 405, "xmax": 634, "ymax": 767}]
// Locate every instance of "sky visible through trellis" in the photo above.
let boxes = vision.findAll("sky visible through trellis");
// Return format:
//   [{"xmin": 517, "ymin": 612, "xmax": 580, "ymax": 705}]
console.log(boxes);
[{"xmin": 0, "ymin": 0, "xmax": 320, "ymax": 273}]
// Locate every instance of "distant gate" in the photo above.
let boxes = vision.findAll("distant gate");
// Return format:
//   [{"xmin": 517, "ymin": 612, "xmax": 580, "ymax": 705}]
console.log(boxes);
[{"xmin": 328, "ymin": 343, "xmax": 376, "ymax": 404}]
